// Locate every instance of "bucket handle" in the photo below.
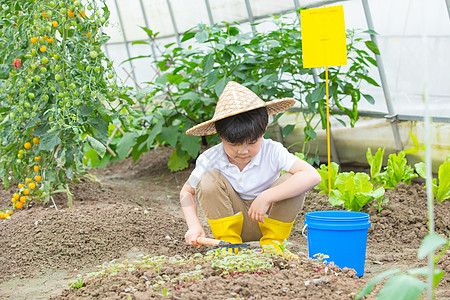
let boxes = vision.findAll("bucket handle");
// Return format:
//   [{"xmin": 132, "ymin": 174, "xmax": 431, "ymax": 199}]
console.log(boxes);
[{"xmin": 302, "ymin": 224, "xmax": 307, "ymax": 239}]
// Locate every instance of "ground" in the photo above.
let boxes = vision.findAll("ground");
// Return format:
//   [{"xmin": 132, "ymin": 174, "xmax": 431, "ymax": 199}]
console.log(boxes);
[{"xmin": 0, "ymin": 147, "xmax": 449, "ymax": 299}]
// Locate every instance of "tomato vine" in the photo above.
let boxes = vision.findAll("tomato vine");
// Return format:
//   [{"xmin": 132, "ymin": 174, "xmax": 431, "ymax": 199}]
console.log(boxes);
[{"xmin": 0, "ymin": 0, "xmax": 131, "ymax": 215}]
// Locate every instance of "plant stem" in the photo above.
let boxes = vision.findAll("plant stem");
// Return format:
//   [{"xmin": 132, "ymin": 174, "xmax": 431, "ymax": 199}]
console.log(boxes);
[
  {"xmin": 422, "ymin": 31, "xmax": 434, "ymax": 298},
  {"xmin": 66, "ymin": 183, "xmax": 74, "ymax": 208}
]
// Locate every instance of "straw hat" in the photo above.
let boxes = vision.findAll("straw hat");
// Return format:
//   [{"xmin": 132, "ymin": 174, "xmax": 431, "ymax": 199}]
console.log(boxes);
[{"xmin": 186, "ymin": 81, "xmax": 295, "ymax": 136}]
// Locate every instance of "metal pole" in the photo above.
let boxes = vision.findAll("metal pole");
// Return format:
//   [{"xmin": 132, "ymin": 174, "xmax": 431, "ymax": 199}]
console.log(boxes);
[
  {"xmin": 204, "ymin": 0, "xmax": 215, "ymax": 25},
  {"xmin": 243, "ymin": 0, "xmax": 257, "ymax": 34},
  {"xmin": 113, "ymin": 0, "xmax": 138, "ymax": 86},
  {"xmin": 361, "ymin": 0, "xmax": 404, "ymax": 152},
  {"xmin": 166, "ymin": 0, "xmax": 181, "ymax": 47},
  {"xmin": 446, "ymin": 0, "xmax": 450, "ymax": 19},
  {"xmin": 138, "ymin": 0, "xmax": 158, "ymax": 61}
]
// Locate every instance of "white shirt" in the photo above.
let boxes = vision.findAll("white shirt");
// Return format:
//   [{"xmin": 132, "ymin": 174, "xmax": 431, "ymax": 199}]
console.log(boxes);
[{"xmin": 188, "ymin": 138, "xmax": 298, "ymax": 200}]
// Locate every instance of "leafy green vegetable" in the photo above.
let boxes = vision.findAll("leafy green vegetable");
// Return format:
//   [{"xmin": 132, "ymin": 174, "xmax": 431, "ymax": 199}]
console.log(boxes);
[
  {"xmin": 415, "ymin": 158, "xmax": 450, "ymax": 202},
  {"xmin": 315, "ymin": 162, "xmax": 339, "ymax": 195},
  {"xmin": 383, "ymin": 151, "xmax": 417, "ymax": 189},
  {"xmin": 105, "ymin": 16, "xmax": 379, "ymax": 171},
  {"xmin": 366, "ymin": 147, "xmax": 385, "ymax": 185},
  {"xmin": 436, "ymin": 160, "xmax": 450, "ymax": 202},
  {"xmin": 328, "ymin": 171, "xmax": 385, "ymax": 211}
]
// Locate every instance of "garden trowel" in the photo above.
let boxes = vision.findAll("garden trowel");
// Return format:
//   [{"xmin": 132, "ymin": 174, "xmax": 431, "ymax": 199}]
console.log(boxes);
[{"xmin": 196, "ymin": 237, "xmax": 248, "ymax": 252}]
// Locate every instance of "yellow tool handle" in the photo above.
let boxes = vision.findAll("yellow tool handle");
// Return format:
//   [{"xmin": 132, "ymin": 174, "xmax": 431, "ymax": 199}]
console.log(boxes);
[{"xmin": 196, "ymin": 237, "xmax": 224, "ymax": 246}]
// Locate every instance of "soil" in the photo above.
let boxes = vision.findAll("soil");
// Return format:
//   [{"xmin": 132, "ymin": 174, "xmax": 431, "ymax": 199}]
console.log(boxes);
[{"xmin": 0, "ymin": 146, "xmax": 449, "ymax": 300}]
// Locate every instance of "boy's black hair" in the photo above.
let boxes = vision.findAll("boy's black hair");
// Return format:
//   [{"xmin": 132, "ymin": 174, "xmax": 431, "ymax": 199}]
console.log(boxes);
[{"xmin": 214, "ymin": 107, "xmax": 268, "ymax": 144}]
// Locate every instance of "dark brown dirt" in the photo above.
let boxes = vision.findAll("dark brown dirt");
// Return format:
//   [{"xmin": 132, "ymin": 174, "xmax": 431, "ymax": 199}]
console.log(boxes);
[{"xmin": 0, "ymin": 146, "xmax": 449, "ymax": 299}]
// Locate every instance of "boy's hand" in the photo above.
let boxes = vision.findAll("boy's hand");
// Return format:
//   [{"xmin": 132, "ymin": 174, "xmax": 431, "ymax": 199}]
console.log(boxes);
[
  {"xmin": 184, "ymin": 225, "xmax": 205, "ymax": 248},
  {"xmin": 248, "ymin": 192, "xmax": 271, "ymax": 223}
]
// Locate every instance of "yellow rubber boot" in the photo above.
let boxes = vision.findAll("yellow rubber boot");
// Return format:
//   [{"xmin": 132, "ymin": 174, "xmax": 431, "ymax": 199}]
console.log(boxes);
[
  {"xmin": 259, "ymin": 217, "xmax": 299, "ymax": 259},
  {"xmin": 207, "ymin": 212, "xmax": 244, "ymax": 253}
]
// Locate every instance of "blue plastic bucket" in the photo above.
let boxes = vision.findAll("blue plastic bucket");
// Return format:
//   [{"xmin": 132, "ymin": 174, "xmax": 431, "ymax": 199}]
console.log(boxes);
[{"xmin": 303, "ymin": 211, "xmax": 371, "ymax": 277}]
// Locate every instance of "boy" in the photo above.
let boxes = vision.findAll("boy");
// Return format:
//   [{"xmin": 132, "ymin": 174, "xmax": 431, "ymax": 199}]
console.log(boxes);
[{"xmin": 180, "ymin": 81, "xmax": 321, "ymax": 257}]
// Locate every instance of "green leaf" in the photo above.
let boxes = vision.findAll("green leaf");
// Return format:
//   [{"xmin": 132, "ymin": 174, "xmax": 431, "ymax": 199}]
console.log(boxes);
[
  {"xmin": 32, "ymin": 123, "xmax": 50, "ymax": 136},
  {"xmin": 215, "ymin": 77, "xmax": 229, "ymax": 97},
  {"xmin": 116, "ymin": 132, "xmax": 138, "ymax": 160},
  {"xmin": 377, "ymin": 274, "xmax": 426, "ymax": 300},
  {"xmin": 79, "ymin": 106, "xmax": 94, "ymax": 117},
  {"xmin": 139, "ymin": 26, "xmax": 157, "ymax": 39},
  {"xmin": 146, "ymin": 121, "xmax": 163, "ymax": 149},
  {"xmin": 94, "ymin": 102, "xmax": 113, "ymax": 123},
  {"xmin": 39, "ymin": 132, "xmax": 61, "ymax": 151},
  {"xmin": 328, "ymin": 189, "xmax": 344, "ymax": 206},
  {"xmin": 408, "ymin": 267, "xmax": 446, "ymax": 288},
  {"xmin": 366, "ymin": 147, "xmax": 385, "ymax": 184},
  {"xmin": 383, "ymin": 151, "xmax": 417, "ymax": 189},
  {"xmin": 363, "ymin": 29, "xmax": 378, "ymax": 35},
  {"xmin": 83, "ymin": 148, "xmax": 101, "ymax": 167},
  {"xmin": 418, "ymin": 233, "xmax": 449, "ymax": 259},
  {"xmin": 304, "ymin": 127, "xmax": 316, "ymax": 139},
  {"xmin": 181, "ymin": 31, "xmax": 196, "ymax": 42},
  {"xmin": 195, "ymin": 30, "xmax": 209, "ymax": 43},
  {"xmin": 121, "ymin": 54, "xmax": 152, "ymax": 65},
  {"xmin": 365, "ymin": 40, "xmax": 380, "ymax": 55},
  {"xmin": 179, "ymin": 133, "xmax": 201, "ymax": 158},
  {"xmin": 282, "ymin": 124, "xmax": 295, "ymax": 137},
  {"xmin": 161, "ymin": 126, "xmax": 178, "ymax": 147},
  {"xmin": 87, "ymin": 116, "xmax": 109, "ymax": 138},
  {"xmin": 155, "ymin": 74, "xmax": 168, "ymax": 85},
  {"xmin": 167, "ymin": 73, "xmax": 183, "ymax": 85},
  {"xmin": 168, "ymin": 148, "xmax": 190, "ymax": 171},
  {"xmin": 414, "ymin": 162, "xmax": 426, "ymax": 179},
  {"xmin": 404, "ymin": 131, "xmax": 422, "ymax": 155},
  {"xmin": 356, "ymin": 269, "xmax": 401, "ymax": 299},
  {"xmin": 206, "ymin": 69, "xmax": 219, "ymax": 86},
  {"xmin": 202, "ymin": 54, "xmax": 214, "ymax": 74},
  {"xmin": 135, "ymin": 86, "xmax": 155, "ymax": 100},
  {"xmin": 356, "ymin": 73, "xmax": 380, "ymax": 87},
  {"xmin": 315, "ymin": 162, "xmax": 339, "ymax": 194},
  {"xmin": 131, "ymin": 40, "xmax": 149, "ymax": 45},
  {"xmin": 332, "ymin": 171, "xmax": 374, "ymax": 211},
  {"xmin": 362, "ymin": 93, "xmax": 375, "ymax": 105},
  {"xmin": 86, "ymin": 135, "xmax": 106, "ymax": 158},
  {"xmin": 436, "ymin": 160, "xmax": 450, "ymax": 202}
]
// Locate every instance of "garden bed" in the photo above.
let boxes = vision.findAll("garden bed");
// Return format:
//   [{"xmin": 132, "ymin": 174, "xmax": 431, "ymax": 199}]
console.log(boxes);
[{"xmin": 0, "ymin": 147, "xmax": 449, "ymax": 299}]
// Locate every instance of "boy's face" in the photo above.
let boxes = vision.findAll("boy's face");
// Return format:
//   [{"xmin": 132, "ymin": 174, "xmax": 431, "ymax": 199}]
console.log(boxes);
[{"xmin": 221, "ymin": 136, "xmax": 263, "ymax": 165}]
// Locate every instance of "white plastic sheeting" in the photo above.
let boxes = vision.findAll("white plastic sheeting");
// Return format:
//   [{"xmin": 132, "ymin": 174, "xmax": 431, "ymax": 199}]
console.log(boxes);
[
  {"xmin": 100, "ymin": 0, "xmax": 450, "ymax": 168},
  {"xmin": 103, "ymin": 0, "xmax": 450, "ymax": 118}
]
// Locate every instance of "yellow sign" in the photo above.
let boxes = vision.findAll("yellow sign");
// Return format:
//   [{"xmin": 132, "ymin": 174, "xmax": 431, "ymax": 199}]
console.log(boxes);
[{"xmin": 300, "ymin": 5, "xmax": 347, "ymax": 68}]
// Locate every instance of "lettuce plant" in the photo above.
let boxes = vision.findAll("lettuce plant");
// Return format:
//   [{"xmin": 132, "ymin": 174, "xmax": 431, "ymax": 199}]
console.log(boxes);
[
  {"xmin": 383, "ymin": 151, "xmax": 417, "ymax": 189},
  {"xmin": 366, "ymin": 148, "xmax": 417, "ymax": 189},
  {"xmin": 366, "ymin": 147, "xmax": 385, "ymax": 185},
  {"xmin": 328, "ymin": 172, "xmax": 385, "ymax": 212},
  {"xmin": 415, "ymin": 158, "xmax": 450, "ymax": 202},
  {"xmin": 314, "ymin": 162, "xmax": 339, "ymax": 195}
]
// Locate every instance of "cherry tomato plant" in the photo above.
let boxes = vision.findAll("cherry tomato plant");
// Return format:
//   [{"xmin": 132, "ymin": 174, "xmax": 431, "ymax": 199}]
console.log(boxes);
[{"xmin": 0, "ymin": 0, "xmax": 131, "ymax": 214}]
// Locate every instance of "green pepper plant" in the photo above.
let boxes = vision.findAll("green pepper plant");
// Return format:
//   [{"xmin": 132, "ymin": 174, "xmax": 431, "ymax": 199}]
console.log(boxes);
[
  {"xmin": 0, "ymin": 0, "xmax": 131, "ymax": 212},
  {"xmin": 98, "ymin": 12, "xmax": 380, "ymax": 171}
]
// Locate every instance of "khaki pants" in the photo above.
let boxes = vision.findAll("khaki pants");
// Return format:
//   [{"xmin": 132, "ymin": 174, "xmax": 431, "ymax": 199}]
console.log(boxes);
[{"xmin": 196, "ymin": 170, "xmax": 305, "ymax": 242}]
